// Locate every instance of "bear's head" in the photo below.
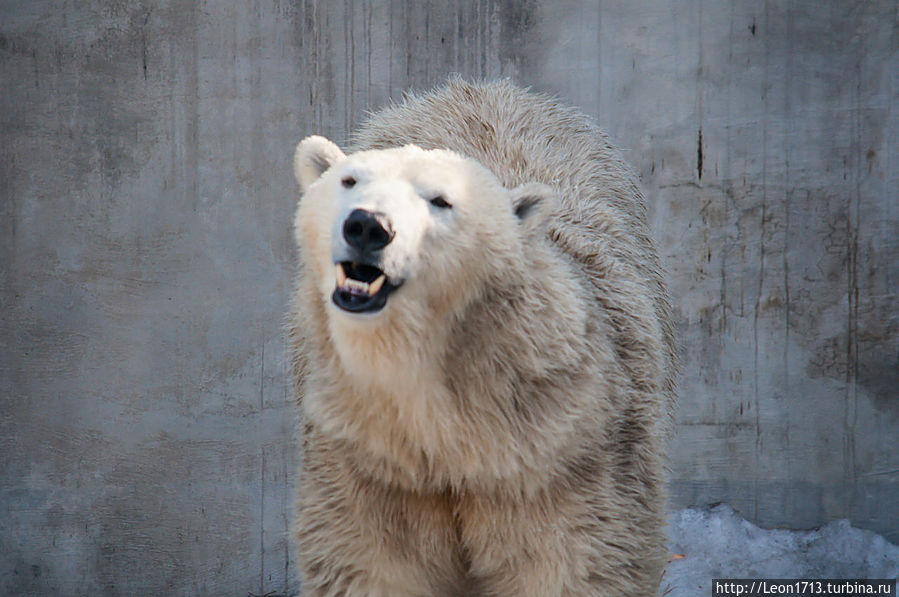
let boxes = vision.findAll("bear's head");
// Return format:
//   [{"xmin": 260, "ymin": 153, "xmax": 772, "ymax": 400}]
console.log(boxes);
[{"xmin": 293, "ymin": 135, "xmax": 556, "ymax": 383}]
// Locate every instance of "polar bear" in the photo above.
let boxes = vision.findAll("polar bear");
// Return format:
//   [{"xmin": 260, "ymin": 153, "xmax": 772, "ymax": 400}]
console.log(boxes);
[{"xmin": 289, "ymin": 79, "xmax": 678, "ymax": 597}]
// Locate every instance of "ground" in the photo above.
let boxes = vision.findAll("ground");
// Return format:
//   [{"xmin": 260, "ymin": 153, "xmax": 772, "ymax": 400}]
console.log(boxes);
[{"xmin": 660, "ymin": 505, "xmax": 899, "ymax": 597}]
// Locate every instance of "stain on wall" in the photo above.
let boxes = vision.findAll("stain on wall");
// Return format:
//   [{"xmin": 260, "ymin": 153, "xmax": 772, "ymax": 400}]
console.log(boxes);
[{"xmin": 1, "ymin": 0, "xmax": 896, "ymax": 594}]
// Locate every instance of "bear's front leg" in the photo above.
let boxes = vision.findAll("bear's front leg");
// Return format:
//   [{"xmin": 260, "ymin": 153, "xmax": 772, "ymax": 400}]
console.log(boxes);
[
  {"xmin": 458, "ymin": 487, "xmax": 657, "ymax": 597},
  {"xmin": 295, "ymin": 438, "xmax": 466, "ymax": 597}
]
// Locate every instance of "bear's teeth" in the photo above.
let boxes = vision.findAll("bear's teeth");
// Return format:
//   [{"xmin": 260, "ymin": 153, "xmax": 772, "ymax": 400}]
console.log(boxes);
[
  {"xmin": 335, "ymin": 264, "xmax": 386, "ymax": 296},
  {"xmin": 368, "ymin": 274, "xmax": 386, "ymax": 296},
  {"xmin": 343, "ymin": 278, "xmax": 369, "ymax": 293}
]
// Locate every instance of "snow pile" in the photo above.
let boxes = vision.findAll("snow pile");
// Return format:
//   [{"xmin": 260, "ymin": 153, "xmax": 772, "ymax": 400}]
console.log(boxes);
[{"xmin": 660, "ymin": 505, "xmax": 899, "ymax": 597}]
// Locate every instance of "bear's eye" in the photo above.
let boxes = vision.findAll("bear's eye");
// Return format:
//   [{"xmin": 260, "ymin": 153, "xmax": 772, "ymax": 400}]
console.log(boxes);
[
  {"xmin": 429, "ymin": 195, "xmax": 452, "ymax": 209},
  {"xmin": 341, "ymin": 176, "xmax": 356, "ymax": 188}
]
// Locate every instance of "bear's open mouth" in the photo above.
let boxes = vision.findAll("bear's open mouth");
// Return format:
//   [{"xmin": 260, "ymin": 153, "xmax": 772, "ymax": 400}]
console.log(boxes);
[{"xmin": 332, "ymin": 262, "xmax": 399, "ymax": 313}]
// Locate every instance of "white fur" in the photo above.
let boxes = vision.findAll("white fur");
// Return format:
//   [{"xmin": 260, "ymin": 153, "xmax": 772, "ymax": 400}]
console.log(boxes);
[
  {"xmin": 289, "ymin": 79, "xmax": 678, "ymax": 597},
  {"xmin": 294, "ymin": 142, "xmax": 530, "ymax": 383}
]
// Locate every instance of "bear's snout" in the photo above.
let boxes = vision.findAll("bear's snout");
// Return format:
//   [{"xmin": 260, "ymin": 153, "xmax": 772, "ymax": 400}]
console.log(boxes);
[{"xmin": 342, "ymin": 209, "xmax": 394, "ymax": 252}]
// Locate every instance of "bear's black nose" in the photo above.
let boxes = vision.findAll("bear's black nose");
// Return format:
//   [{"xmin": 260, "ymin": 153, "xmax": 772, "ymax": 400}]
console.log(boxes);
[{"xmin": 342, "ymin": 209, "xmax": 394, "ymax": 251}]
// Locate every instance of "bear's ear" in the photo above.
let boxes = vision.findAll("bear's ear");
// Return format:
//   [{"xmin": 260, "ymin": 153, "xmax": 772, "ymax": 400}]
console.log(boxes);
[
  {"xmin": 510, "ymin": 182, "xmax": 556, "ymax": 233},
  {"xmin": 293, "ymin": 135, "xmax": 347, "ymax": 192}
]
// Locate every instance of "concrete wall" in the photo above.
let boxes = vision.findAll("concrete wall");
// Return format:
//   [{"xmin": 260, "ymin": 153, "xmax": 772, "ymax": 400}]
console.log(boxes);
[{"xmin": 1, "ymin": 1, "xmax": 896, "ymax": 594}]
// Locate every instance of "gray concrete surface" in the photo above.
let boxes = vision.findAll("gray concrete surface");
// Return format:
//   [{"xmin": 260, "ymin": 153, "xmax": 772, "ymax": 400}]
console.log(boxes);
[{"xmin": 1, "ymin": 1, "xmax": 896, "ymax": 594}]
